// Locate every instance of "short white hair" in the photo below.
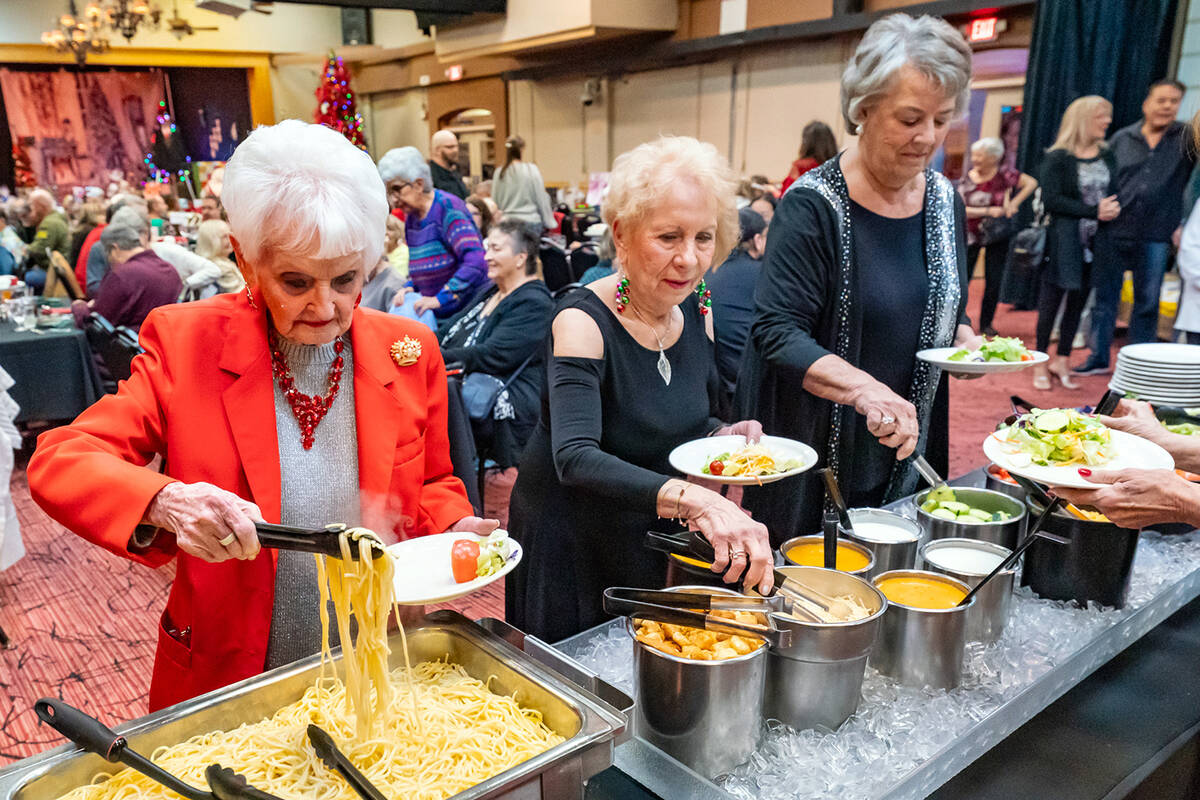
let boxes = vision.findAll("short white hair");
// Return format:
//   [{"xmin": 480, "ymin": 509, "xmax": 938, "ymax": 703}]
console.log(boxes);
[
  {"xmin": 110, "ymin": 206, "xmax": 149, "ymax": 236},
  {"xmin": 28, "ymin": 188, "xmax": 55, "ymax": 213},
  {"xmin": 971, "ymin": 137, "xmax": 1005, "ymax": 161},
  {"xmin": 841, "ymin": 13, "xmax": 972, "ymax": 130},
  {"xmin": 602, "ymin": 136, "xmax": 740, "ymax": 268},
  {"xmin": 222, "ymin": 120, "xmax": 387, "ymax": 271},
  {"xmin": 377, "ymin": 146, "xmax": 433, "ymax": 194}
]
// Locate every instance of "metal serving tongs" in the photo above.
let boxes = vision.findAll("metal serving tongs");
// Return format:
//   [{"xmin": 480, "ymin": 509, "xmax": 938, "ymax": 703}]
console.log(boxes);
[
  {"xmin": 253, "ymin": 522, "xmax": 385, "ymax": 560},
  {"xmin": 602, "ymin": 587, "xmax": 795, "ymax": 649},
  {"xmin": 34, "ymin": 698, "xmax": 284, "ymax": 800},
  {"xmin": 307, "ymin": 724, "xmax": 388, "ymax": 800},
  {"xmin": 645, "ymin": 531, "xmax": 845, "ymax": 623}
]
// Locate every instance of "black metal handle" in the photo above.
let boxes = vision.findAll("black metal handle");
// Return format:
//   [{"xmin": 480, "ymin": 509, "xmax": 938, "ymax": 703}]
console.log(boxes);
[
  {"xmin": 254, "ymin": 523, "xmax": 383, "ymax": 560},
  {"xmin": 819, "ymin": 468, "xmax": 854, "ymax": 532},
  {"xmin": 1094, "ymin": 389, "xmax": 1123, "ymax": 417},
  {"xmin": 306, "ymin": 725, "xmax": 388, "ymax": 800},
  {"xmin": 36, "ymin": 698, "xmax": 214, "ymax": 800},
  {"xmin": 205, "ymin": 765, "xmax": 287, "ymax": 800},
  {"xmin": 35, "ymin": 698, "xmax": 124, "ymax": 761},
  {"xmin": 958, "ymin": 498, "xmax": 1068, "ymax": 607}
]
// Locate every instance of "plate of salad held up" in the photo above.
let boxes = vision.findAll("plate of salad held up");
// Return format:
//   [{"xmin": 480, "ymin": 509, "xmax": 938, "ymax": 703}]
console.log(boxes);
[
  {"xmin": 983, "ymin": 408, "xmax": 1174, "ymax": 488},
  {"xmin": 387, "ymin": 529, "xmax": 522, "ymax": 605},
  {"xmin": 669, "ymin": 434, "xmax": 818, "ymax": 485},
  {"xmin": 917, "ymin": 336, "xmax": 1048, "ymax": 374}
]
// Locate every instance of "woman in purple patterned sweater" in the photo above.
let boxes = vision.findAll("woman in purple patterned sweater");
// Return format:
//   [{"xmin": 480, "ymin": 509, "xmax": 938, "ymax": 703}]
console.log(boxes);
[{"xmin": 377, "ymin": 146, "xmax": 488, "ymax": 318}]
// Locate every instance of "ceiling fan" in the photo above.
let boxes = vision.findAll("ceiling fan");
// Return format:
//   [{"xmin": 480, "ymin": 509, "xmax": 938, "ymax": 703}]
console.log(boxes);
[{"xmin": 165, "ymin": 0, "xmax": 219, "ymax": 38}]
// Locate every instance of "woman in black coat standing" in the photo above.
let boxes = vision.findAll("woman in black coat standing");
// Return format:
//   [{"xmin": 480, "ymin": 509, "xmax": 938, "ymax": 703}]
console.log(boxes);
[
  {"xmin": 1032, "ymin": 96, "xmax": 1121, "ymax": 390},
  {"xmin": 438, "ymin": 219, "xmax": 553, "ymax": 468}
]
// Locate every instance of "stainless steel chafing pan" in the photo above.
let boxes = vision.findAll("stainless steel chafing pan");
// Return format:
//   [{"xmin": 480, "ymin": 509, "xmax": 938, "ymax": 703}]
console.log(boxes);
[{"xmin": 0, "ymin": 611, "xmax": 628, "ymax": 800}]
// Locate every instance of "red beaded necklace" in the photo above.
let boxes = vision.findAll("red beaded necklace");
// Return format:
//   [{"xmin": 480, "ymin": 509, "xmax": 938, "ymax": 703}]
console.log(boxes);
[{"xmin": 269, "ymin": 334, "xmax": 345, "ymax": 450}]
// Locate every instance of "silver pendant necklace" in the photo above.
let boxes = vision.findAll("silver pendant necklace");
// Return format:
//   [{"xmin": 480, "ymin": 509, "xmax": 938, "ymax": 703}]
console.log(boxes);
[{"xmin": 629, "ymin": 304, "xmax": 673, "ymax": 385}]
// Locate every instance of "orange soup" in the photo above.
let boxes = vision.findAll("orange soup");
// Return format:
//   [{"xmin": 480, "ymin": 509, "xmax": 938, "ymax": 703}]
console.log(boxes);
[
  {"xmin": 876, "ymin": 576, "xmax": 966, "ymax": 610},
  {"xmin": 785, "ymin": 542, "xmax": 870, "ymax": 573}
]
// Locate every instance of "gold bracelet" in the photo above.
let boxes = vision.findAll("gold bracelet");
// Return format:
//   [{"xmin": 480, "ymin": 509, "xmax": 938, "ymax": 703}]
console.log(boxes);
[{"xmin": 674, "ymin": 484, "xmax": 688, "ymax": 523}]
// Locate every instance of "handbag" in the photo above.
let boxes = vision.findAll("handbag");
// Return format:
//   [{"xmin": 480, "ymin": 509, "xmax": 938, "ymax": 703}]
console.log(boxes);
[
  {"xmin": 1007, "ymin": 188, "xmax": 1048, "ymax": 272},
  {"xmin": 461, "ymin": 352, "xmax": 537, "ymax": 424},
  {"xmin": 979, "ymin": 214, "xmax": 1019, "ymax": 246}
]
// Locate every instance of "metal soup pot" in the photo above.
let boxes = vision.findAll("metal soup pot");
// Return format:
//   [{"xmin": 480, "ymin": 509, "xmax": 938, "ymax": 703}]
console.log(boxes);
[
  {"xmin": 839, "ymin": 508, "xmax": 922, "ymax": 579},
  {"xmin": 762, "ymin": 566, "xmax": 887, "ymax": 731},
  {"xmin": 779, "ymin": 535, "xmax": 875, "ymax": 578},
  {"xmin": 914, "ymin": 487, "xmax": 1026, "ymax": 551},
  {"xmin": 1021, "ymin": 500, "xmax": 1139, "ymax": 609},
  {"xmin": 869, "ymin": 570, "xmax": 973, "ymax": 689},
  {"xmin": 624, "ymin": 586, "xmax": 767, "ymax": 779},
  {"xmin": 921, "ymin": 538, "xmax": 1015, "ymax": 644}
]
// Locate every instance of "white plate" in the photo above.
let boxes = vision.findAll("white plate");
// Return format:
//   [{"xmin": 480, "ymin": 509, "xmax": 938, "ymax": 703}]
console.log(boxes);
[
  {"xmin": 668, "ymin": 434, "xmax": 818, "ymax": 485},
  {"xmin": 916, "ymin": 346, "xmax": 1048, "ymax": 374},
  {"xmin": 386, "ymin": 531, "xmax": 522, "ymax": 605},
  {"xmin": 983, "ymin": 427, "xmax": 1175, "ymax": 488},
  {"xmin": 1117, "ymin": 343, "xmax": 1200, "ymax": 365}
]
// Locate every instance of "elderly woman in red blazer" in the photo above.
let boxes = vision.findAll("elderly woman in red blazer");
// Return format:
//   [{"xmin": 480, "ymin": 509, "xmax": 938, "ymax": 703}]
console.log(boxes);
[{"xmin": 28, "ymin": 120, "xmax": 494, "ymax": 711}]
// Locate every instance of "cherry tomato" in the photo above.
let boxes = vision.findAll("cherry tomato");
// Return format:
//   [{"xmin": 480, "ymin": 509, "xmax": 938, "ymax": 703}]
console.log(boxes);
[
  {"xmin": 709, "ymin": 460, "xmax": 724, "ymax": 475},
  {"xmin": 451, "ymin": 539, "xmax": 481, "ymax": 583},
  {"xmin": 1020, "ymin": 353, "xmax": 1033, "ymax": 361}
]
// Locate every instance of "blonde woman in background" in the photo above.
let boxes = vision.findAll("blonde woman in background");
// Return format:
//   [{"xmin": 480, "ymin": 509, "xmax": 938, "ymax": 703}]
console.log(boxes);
[
  {"xmin": 384, "ymin": 214, "xmax": 409, "ymax": 282},
  {"xmin": 195, "ymin": 219, "xmax": 245, "ymax": 293},
  {"xmin": 493, "ymin": 136, "xmax": 555, "ymax": 238},
  {"xmin": 1031, "ymin": 95, "xmax": 1120, "ymax": 390}
]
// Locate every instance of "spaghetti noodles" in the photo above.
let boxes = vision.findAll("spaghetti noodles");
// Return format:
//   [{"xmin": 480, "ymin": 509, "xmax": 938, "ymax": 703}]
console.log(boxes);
[{"xmin": 55, "ymin": 528, "xmax": 565, "ymax": 800}]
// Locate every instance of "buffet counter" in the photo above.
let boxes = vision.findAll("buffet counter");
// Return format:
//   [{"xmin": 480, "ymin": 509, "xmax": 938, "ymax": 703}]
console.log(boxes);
[{"xmin": 558, "ymin": 470, "xmax": 1200, "ymax": 800}]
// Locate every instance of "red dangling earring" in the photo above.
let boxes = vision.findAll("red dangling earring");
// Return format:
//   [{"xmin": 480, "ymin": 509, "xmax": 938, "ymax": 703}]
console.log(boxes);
[
  {"xmin": 354, "ymin": 292, "xmax": 362, "ymax": 308},
  {"xmin": 245, "ymin": 285, "xmax": 258, "ymax": 310}
]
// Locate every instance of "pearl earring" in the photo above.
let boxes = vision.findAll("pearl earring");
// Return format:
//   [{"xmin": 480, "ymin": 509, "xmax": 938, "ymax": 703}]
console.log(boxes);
[{"xmin": 854, "ymin": 124, "xmax": 863, "ymax": 136}]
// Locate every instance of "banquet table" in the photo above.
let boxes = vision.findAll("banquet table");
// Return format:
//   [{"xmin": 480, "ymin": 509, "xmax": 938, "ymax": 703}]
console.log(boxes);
[
  {"xmin": 562, "ymin": 468, "xmax": 1200, "ymax": 800},
  {"xmin": 0, "ymin": 318, "xmax": 103, "ymax": 424}
]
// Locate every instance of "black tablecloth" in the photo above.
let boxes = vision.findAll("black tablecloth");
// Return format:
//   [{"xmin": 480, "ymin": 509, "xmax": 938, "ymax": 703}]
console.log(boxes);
[{"xmin": 0, "ymin": 320, "xmax": 103, "ymax": 423}]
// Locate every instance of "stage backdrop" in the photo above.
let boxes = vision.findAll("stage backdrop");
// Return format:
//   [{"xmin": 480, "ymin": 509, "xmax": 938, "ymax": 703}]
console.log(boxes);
[{"xmin": 0, "ymin": 68, "xmax": 166, "ymax": 191}]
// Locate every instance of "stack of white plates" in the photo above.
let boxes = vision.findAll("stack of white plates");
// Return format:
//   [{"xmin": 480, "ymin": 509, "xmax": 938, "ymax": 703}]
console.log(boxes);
[{"xmin": 1109, "ymin": 343, "xmax": 1200, "ymax": 406}]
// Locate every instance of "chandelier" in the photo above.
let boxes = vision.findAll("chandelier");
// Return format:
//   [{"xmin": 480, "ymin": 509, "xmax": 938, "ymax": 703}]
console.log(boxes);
[
  {"xmin": 41, "ymin": 1, "xmax": 110, "ymax": 66},
  {"xmin": 104, "ymin": 0, "xmax": 163, "ymax": 42}
]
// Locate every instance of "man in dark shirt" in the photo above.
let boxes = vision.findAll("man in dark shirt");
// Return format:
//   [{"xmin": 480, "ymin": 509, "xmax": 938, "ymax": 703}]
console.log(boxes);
[
  {"xmin": 429, "ymin": 129, "xmax": 469, "ymax": 199},
  {"xmin": 707, "ymin": 207, "xmax": 768, "ymax": 404},
  {"xmin": 1078, "ymin": 79, "xmax": 1193, "ymax": 373},
  {"xmin": 71, "ymin": 223, "xmax": 181, "ymax": 332}
]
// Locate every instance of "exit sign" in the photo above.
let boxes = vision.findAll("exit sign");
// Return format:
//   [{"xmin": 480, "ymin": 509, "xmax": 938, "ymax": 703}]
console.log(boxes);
[
  {"xmin": 968, "ymin": 16, "xmax": 999, "ymax": 43},
  {"xmin": 446, "ymin": 64, "xmax": 464, "ymax": 81}
]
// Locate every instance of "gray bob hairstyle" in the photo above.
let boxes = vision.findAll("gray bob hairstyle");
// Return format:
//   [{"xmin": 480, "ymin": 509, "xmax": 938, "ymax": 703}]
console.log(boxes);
[
  {"xmin": 970, "ymin": 137, "xmax": 1005, "ymax": 161},
  {"xmin": 222, "ymin": 120, "xmax": 387, "ymax": 272},
  {"xmin": 377, "ymin": 146, "xmax": 433, "ymax": 194},
  {"xmin": 841, "ymin": 13, "xmax": 972, "ymax": 131}
]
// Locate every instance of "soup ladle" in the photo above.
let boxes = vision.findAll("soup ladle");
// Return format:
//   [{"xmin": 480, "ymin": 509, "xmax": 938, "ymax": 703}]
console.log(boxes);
[{"xmin": 956, "ymin": 499, "xmax": 1069, "ymax": 608}]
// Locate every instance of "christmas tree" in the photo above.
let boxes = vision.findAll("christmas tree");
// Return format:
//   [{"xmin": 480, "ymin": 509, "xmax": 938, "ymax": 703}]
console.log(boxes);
[
  {"xmin": 315, "ymin": 51, "xmax": 368, "ymax": 150},
  {"xmin": 12, "ymin": 140, "xmax": 34, "ymax": 188}
]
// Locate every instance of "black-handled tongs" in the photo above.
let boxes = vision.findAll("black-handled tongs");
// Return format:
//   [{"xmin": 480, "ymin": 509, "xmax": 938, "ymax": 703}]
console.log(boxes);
[
  {"xmin": 602, "ymin": 587, "xmax": 794, "ymax": 649},
  {"xmin": 34, "ymin": 698, "xmax": 283, "ymax": 800},
  {"xmin": 307, "ymin": 724, "xmax": 388, "ymax": 800},
  {"xmin": 254, "ymin": 523, "xmax": 385, "ymax": 560}
]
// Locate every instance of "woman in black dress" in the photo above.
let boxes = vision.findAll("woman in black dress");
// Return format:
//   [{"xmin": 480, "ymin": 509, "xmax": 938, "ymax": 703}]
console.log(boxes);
[
  {"xmin": 507, "ymin": 136, "xmax": 773, "ymax": 642},
  {"xmin": 439, "ymin": 219, "xmax": 553, "ymax": 469},
  {"xmin": 736, "ymin": 13, "xmax": 979, "ymax": 545}
]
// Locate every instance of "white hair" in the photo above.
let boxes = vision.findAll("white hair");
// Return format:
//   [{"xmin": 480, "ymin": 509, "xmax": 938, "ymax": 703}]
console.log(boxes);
[
  {"xmin": 377, "ymin": 146, "xmax": 433, "ymax": 194},
  {"xmin": 841, "ymin": 13, "xmax": 972, "ymax": 130},
  {"xmin": 971, "ymin": 137, "xmax": 1005, "ymax": 161},
  {"xmin": 110, "ymin": 205, "xmax": 149, "ymax": 236},
  {"xmin": 28, "ymin": 188, "xmax": 55, "ymax": 213},
  {"xmin": 100, "ymin": 224, "xmax": 143, "ymax": 255},
  {"xmin": 222, "ymin": 120, "xmax": 387, "ymax": 271}
]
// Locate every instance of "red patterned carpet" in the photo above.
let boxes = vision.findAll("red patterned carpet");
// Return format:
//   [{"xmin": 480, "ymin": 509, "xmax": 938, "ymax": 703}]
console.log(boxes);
[{"xmin": 0, "ymin": 278, "xmax": 1121, "ymax": 766}]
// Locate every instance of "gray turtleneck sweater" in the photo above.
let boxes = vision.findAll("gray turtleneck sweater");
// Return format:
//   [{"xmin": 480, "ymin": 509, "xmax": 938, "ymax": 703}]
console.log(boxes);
[{"xmin": 264, "ymin": 334, "xmax": 360, "ymax": 669}]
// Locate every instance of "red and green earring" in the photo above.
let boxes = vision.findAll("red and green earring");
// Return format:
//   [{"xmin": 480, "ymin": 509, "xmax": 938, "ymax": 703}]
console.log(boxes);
[
  {"xmin": 615, "ymin": 276, "xmax": 630, "ymax": 313},
  {"xmin": 696, "ymin": 280, "xmax": 711, "ymax": 315}
]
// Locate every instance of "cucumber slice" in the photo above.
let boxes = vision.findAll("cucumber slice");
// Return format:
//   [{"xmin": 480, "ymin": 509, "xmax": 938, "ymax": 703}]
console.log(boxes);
[
  {"xmin": 992, "ymin": 511, "xmax": 1011, "ymax": 522},
  {"xmin": 1034, "ymin": 409, "xmax": 1069, "ymax": 433},
  {"xmin": 930, "ymin": 508, "xmax": 958, "ymax": 521},
  {"xmin": 967, "ymin": 508, "xmax": 993, "ymax": 521},
  {"xmin": 941, "ymin": 501, "xmax": 970, "ymax": 513}
]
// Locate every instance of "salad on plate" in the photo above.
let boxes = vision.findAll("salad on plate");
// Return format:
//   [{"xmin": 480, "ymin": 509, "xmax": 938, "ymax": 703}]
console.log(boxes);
[
  {"xmin": 947, "ymin": 336, "xmax": 1033, "ymax": 363},
  {"xmin": 994, "ymin": 408, "xmax": 1114, "ymax": 468}
]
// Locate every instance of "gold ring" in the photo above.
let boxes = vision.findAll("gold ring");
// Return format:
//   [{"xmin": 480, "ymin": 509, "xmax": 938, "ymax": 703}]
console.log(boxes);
[{"xmin": 218, "ymin": 534, "xmax": 236, "ymax": 547}]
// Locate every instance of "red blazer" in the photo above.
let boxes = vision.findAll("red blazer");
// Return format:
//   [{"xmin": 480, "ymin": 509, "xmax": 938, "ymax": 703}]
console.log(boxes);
[{"xmin": 28, "ymin": 289, "xmax": 473, "ymax": 710}]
